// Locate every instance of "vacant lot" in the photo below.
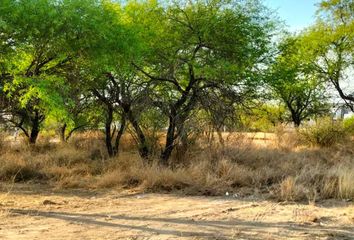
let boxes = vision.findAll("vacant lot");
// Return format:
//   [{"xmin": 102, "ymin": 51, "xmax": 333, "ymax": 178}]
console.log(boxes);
[{"xmin": 0, "ymin": 184, "xmax": 353, "ymax": 240}]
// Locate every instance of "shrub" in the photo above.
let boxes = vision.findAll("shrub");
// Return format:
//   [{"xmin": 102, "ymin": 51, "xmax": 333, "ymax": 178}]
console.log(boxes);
[
  {"xmin": 343, "ymin": 116, "xmax": 354, "ymax": 135},
  {"xmin": 299, "ymin": 118, "xmax": 348, "ymax": 147},
  {"xmin": 279, "ymin": 177, "xmax": 301, "ymax": 201},
  {"xmin": 336, "ymin": 165, "xmax": 354, "ymax": 200},
  {"xmin": 275, "ymin": 125, "xmax": 300, "ymax": 150},
  {"xmin": 0, "ymin": 154, "xmax": 46, "ymax": 182}
]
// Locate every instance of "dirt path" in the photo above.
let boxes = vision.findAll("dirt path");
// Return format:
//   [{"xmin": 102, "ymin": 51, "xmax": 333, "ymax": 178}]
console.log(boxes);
[{"xmin": 0, "ymin": 184, "xmax": 353, "ymax": 240}]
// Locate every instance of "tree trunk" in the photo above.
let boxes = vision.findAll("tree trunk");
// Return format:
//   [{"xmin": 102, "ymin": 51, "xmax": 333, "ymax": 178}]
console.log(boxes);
[
  {"xmin": 175, "ymin": 125, "xmax": 189, "ymax": 162},
  {"xmin": 60, "ymin": 123, "xmax": 85, "ymax": 143},
  {"xmin": 127, "ymin": 110, "xmax": 149, "ymax": 159},
  {"xmin": 160, "ymin": 115, "xmax": 176, "ymax": 165},
  {"xmin": 113, "ymin": 113, "xmax": 126, "ymax": 156},
  {"xmin": 105, "ymin": 107, "xmax": 114, "ymax": 157},
  {"xmin": 217, "ymin": 130, "xmax": 225, "ymax": 146},
  {"xmin": 60, "ymin": 123, "xmax": 67, "ymax": 143},
  {"xmin": 286, "ymin": 101, "xmax": 302, "ymax": 128},
  {"xmin": 29, "ymin": 115, "xmax": 40, "ymax": 144},
  {"xmin": 292, "ymin": 115, "xmax": 301, "ymax": 128}
]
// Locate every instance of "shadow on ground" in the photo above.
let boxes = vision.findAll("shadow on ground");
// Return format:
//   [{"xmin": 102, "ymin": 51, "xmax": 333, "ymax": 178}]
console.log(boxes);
[{"xmin": 9, "ymin": 208, "xmax": 354, "ymax": 239}]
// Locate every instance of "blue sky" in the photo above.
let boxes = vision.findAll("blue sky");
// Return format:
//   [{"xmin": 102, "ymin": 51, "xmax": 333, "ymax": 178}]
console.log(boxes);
[{"xmin": 264, "ymin": 0, "xmax": 321, "ymax": 31}]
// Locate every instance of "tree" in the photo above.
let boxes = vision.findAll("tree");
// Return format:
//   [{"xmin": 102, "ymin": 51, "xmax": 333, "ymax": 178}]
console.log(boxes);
[
  {"xmin": 81, "ymin": 1, "xmax": 152, "ymax": 158},
  {"xmin": 53, "ymin": 62, "xmax": 94, "ymax": 143},
  {"xmin": 91, "ymin": 68, "xmax": 151, "ymax": 158},
  {"xmin": 0, "ymin": 0, "xmax": 78, "ymax": 143},
  {"xmin": 0, "ymin": 0, "xmax": 130, "ymax": 144},
  {"xmin": 238, "ymin": 103, "xmax": 286, "ymax": 132},
  {"xmin": 305, "ymin": 0, "xmax": 354, "ymax": 111},
  {"xmin": 266, "ymin": 36, "xmax": 330, "ymax": 127},
  {"xmin": 134, "ymin": 0, "xmax": 275, "ymax": 164},
  {"xmin": 0, "ymin": 0, "xmax": 18, "ymax": 127}
]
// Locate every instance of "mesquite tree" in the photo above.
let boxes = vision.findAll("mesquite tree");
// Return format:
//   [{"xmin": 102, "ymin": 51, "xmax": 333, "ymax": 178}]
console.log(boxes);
[
  {"xmin": 305, "ymin": 0, "xmax": 354, "ymax": 111},
  {"xmin": 91, "ymin": 69, "xmax": 151, "ymax": 158},
  {"xmin": 266, "ymin": 36, "xmax": 330, "ymax": 127},
  {"xmin": 0, "ymin": 0, "xmax": 124, "ymax": 143},
  {"xmin": 134, "ymin": 0, "xmax": 275, "ymax": 164}
]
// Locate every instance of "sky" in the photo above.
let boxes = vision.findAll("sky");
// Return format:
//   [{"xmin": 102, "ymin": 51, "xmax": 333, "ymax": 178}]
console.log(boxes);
[{"xmin": 263, "ymin": 0, "xmax": 321, "ymax": 31}]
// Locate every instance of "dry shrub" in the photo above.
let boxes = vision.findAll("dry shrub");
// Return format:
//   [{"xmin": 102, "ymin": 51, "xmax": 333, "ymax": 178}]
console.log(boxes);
[
  {"xmin": 299, "ymin": 118, "xmax": 348, "ymax": 147},
  {"xmin": 97, "ymin": 153, "xmax": 144, "ymax": 188},
  {"xmin": 35, "ymin": 136, "xmax": 53, "ymax": 150},
  {"xmin": 277, "ymin": 162, "xmax": 354, "ymax": 201},
  {"xmin": 0, "ymin": 142, "xmax": 106, "ymax": 187},
  {"xmin": 98, "ymin": 155, "xmax": 282, "ymax": 196},
  {"xmin": 42, "ymin": 145, "xmax": 106, "ymax": 185},
  {"xmin": 69, "ymin": 131, "xmax": 107, "ymax": 159},
  {"xmin": 141, "ymin": 167, "xmax": 191, "ymax": 192},
  {"xmin": 0, "ymin": 153, "xmax": 46, "ymax": 182},
  {"xmin": 278, "ymin": 176, "xmax": 317, "ymax": 202},
  {"xmin": 332, "ymin": 164, "xmax": 354, "ymax": 200},
  {"xmin": 279, "ymin": 177, "xmax": 299, "ymax": 201},
  {"xmin": 321, "ymin": 175, "xmax": 338, "ymax": 199},
  {"xmin": 56, "ymin": 175, "xmax": 94, "ymax": 189},
  {"xmin": 97, "ymin": 154, "xmax": 193, "ymax": 192},
  {"xmin": 275, "ymin": 125, "xmax": 299, "ymax": 150},
  {"xmin": 0, "ymin": 132, "xmax": 15, "ymax": 153},
  {"xmin": 47, "ymin": 145, "xmax": 93, "ymax": 166}
]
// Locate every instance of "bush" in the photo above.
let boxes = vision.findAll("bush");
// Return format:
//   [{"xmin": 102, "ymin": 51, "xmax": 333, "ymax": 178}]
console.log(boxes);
[
  {"xmin": 299, "ymin": 118, "xmax": 348, "ymax": 147},
  {"xmin": 0, "ymin": 154, "xmax": 46, "ymax": 182},
  {"xmin": 336, "ymin": 164, "xmax": 354, "ymax": 200},
  {"xmin": 343, "ymin": 116, "xmax": 354, "ymax": 135}
]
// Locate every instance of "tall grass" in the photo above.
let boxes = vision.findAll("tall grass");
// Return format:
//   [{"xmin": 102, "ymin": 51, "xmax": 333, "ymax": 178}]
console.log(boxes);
[{"xmin": 0, "ymin": 129, "xmax": 353, "ymax": 201}]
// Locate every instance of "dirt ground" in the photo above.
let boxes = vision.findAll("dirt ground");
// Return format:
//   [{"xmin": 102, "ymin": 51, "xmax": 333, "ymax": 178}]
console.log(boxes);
[{"xmin": 0, "ymin": 184, "xmax": 353, "ymax": 240}]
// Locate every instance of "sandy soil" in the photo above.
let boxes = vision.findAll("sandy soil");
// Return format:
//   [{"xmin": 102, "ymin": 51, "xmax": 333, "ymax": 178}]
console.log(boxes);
[{"xmin": 0, "ymin": 184, "xmax": 353, "ymax": 240}]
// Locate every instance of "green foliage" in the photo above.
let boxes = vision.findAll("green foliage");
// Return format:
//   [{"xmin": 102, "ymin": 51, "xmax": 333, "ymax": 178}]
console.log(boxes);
[
  {"xmin": 266, "ymin": 34, "xmax": 330, "ymax": 126},
  {"xmin": 0, "ymin": 0, "xmax": 135, "ymax": 143},
  {"xmin": 239, "ymin": 104, "xmax": 286, "ymax": 132},
  {"xmin": 299, "ymin": 118, "xmax": 348, "ymax": 147},
  {"xmin": 127, "ymin": 0, "xmax": 277, "ymax": 161},
  {"xmin": 302, "ymin": 0, "xmax": 354, "ymax": 110},
  {"xmin": 343, "ymin": 116, "xmax": 354, "ymax": 134}
]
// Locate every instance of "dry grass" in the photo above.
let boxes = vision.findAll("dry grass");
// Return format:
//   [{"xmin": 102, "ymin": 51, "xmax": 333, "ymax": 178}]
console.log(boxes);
[{"xmin": 0, "ymin": 129, "xmax": 354, "ymax": 202}]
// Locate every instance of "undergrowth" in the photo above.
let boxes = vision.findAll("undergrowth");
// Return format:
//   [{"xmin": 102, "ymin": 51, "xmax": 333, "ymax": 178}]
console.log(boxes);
[{"xmin": 0, "ymin": 128, "xmax": 353, "ymax": 202}]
